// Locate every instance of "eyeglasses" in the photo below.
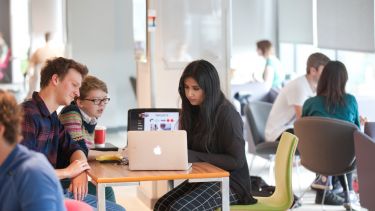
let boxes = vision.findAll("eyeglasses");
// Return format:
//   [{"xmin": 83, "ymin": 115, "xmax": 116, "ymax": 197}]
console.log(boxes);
[{"xmin": 82, "ymin": 98, "xmax": 110, "ymax": 105}]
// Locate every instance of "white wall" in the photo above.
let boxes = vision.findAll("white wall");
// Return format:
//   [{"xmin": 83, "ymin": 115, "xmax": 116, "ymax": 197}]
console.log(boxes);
[{"xmin": 66, "ymin": 0, "xmax": 136, "ymax": 128}]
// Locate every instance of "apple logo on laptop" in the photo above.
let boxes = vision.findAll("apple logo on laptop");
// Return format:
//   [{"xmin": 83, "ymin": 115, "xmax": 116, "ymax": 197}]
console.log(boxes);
[{"xmin": 153, "ymin": 145, "xmax": 162, "ymax": 155}]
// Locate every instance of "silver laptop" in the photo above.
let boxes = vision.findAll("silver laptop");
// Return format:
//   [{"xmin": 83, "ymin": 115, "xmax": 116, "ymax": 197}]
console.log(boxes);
[{"xmin": 127, "ymin": 130, "xmax": 192, "ymax": 170}]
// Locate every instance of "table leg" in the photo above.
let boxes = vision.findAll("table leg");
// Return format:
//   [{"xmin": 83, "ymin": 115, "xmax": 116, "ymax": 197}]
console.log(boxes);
[
  {"xmin": 221, "ymin": 177, "xmax": 230, "ymax": 211},
  {"xmin": 97, "ymin": 183, "xmax": 106, "ymax": 211}
]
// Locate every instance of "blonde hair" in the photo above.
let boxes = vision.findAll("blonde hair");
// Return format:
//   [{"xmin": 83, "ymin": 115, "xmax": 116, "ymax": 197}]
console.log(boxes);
[{"xmin": 79, "ymin": 75, "xmax": 108, "ymax": 99}]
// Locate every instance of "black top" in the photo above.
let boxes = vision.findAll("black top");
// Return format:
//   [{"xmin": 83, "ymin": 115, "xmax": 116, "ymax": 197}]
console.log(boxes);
[{"xmin": 187, "ymin": 102, "xmax": 257, "ymax": 204}]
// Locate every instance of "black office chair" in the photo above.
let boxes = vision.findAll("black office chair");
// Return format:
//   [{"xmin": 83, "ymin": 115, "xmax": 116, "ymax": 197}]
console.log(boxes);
[
  {"xmin": 244, "ymin": 101, "xmax": 279, "ymax": 177},
  {"xmin": 294, "ymin": 117, "xmax": 358, "ymax": 209},
  {"xmin": 353, "ymin": 130, "xmax": 375, "ymax": 211},
  {"xmin": 364, "ymin": 121, "xmax": 375, "ymax": 139}
]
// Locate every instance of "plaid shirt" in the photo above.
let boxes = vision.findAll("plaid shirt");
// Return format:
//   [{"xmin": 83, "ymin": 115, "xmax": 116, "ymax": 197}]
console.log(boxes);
[{"xmin": 21, "ymin": 92, "xmax": 83, "ymax": 168}]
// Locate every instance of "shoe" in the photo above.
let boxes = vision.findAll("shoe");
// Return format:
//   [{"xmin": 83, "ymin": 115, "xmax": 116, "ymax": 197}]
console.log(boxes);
[
  {"xmin": 342, "ymin": 191, "xmax": 361, "ymax": 211},
  {"xmin": 311, "ymin": 175, "xmax": 333, "ymax": 190},
  {"xmin": 315, "ymin": 190, "xmax": 345, "ymax": 205}
]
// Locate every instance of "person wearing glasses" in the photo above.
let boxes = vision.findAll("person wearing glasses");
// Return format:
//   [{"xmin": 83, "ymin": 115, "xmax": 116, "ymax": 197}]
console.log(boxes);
[
  {"xmin": 59, "ymin": 75, "xmax": 115, "ymax": 202},
  {"xmin": 21, "ymin": 57, "xmax": 124, "ymax": 211}
]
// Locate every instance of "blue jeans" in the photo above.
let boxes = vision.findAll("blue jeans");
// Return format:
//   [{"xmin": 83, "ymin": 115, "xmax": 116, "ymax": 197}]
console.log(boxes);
[{"xmin": 64, "ymin": 191, "xmax": 125, "ymax": 211}]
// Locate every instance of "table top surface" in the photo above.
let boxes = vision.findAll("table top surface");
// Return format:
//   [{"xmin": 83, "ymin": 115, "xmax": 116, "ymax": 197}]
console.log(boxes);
[{"xmin": 87, "ymin": 160, "xmax": 230, "ymax": 183}]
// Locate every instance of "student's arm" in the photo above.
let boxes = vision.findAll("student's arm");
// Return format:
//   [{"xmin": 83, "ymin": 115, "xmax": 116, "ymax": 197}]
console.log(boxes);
[
  {"xmin": 294, "ymin": 105, "xmax": 302, "ymax": 119},
  {"xmin": 263, "ymin": 65, "xmax": 275, "ymax": 88},
  {"xmin": 69, "ymin": 150, "xmax": 90, "ymax": 201},
  {"xmin": 188, "ymin": 107, "xmax": 247, "ymax": 171},
  {"xmin": 59, "ymin": 110, "xmax": 89, "ymax": 156},
  {"xmin": 56, "ymin": 122, "xmax": 90, "ymax": 200}
]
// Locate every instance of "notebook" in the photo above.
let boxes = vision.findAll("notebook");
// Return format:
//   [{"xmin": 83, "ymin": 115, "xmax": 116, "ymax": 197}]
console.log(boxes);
[{"xmin": 127, "ymin": 130, "xmax": 191, "ymax": 170}]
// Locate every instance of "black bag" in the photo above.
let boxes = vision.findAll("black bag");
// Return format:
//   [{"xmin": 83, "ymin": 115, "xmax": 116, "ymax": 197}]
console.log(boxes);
[
  {"xmin": 250, "ymin": 176, "xmax": 301, "ymax": 208},
  {"xmin": 250, "ymin": 176, "xmax": 275, "ymax": 197}
]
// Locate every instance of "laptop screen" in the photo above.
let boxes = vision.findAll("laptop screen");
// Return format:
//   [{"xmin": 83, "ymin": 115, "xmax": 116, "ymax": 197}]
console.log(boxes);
[{"xmin": 127, "ymin": 108, "xmax": 180, "ymax": 131}]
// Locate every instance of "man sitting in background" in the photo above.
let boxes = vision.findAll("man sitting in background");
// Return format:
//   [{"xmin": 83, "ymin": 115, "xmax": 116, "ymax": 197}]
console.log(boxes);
[
  {"xmin": 265, "ymin": 52, "xmax": 330, "ymax": 142},
  {"xmin": 0, "ymin": 90, "xmax": 66, "ymax": 211}
]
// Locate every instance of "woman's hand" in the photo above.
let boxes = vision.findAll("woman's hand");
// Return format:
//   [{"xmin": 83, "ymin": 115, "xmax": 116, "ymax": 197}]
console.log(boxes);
[{"xmin": 360, "ymin": 115, "xmax": 368, "ymax": 126}]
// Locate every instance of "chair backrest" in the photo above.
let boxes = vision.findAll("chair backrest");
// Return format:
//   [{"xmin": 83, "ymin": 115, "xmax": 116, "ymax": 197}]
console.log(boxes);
[
  {"xmin": 294, "ymin": 116, "xmax": 358, "ymax": 176},
  {"xmin": 271, "ymin": 132, "xmax": 298, "ymax": 209},
  {"xmin": 244, "ymin": 101, "xmax": 273, "ymax": 145},
  {"xmin": 65, "ymin": 199, "xmax": 93, "ymax": 211},
  {"xmin": 364, "ymin": 121, "xmax": 375, "ymax": 139},
  {"xmin": 353, "ymin": 130, "xmax": 375, "ymax": 211}
]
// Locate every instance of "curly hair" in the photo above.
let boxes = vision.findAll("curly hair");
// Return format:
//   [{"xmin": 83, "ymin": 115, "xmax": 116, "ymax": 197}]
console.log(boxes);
[{"xmin": 0, "ymin": 90, "xmax": 24, "ymax": 144}]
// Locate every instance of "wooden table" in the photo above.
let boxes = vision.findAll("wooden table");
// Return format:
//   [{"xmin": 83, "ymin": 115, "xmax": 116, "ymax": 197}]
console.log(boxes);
[{"xmin": 87, "ymin": 161, "xmax": 230, "ymax": 211}]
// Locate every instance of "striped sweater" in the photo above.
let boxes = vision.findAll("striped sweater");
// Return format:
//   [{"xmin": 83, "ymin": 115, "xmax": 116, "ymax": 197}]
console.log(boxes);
[{"xmin": 59, "ymin": 103, "xmax": 96, "ymax": 156}]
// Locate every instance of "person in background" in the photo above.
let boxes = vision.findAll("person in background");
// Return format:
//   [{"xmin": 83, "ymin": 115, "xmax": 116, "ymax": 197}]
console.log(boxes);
[
  {"xmin": 20, "ymin": 57, "xmax": 124, "ymax": 211},
  {"xmin": 26, "ymin": 32, "xmax": 64, "ymax": 99},
  {"xmin": 59, "ymin": 75, "xmax": 115, "ymax": 202},
  {"xmin": 302, "ymin": 61, "xmax": 361, "ymax": 210},
  {"xmin": 255, "ymin": 40, "xmax": 284, "ymax": 90},
  {"xmin": 265, "ymin": 52, "xmax": 330, "ymax": 143},
  {"xmin": 0, "ymin": 90, "xmax": 66, "ymax": 211},
  {"xmin": 154, "ymin": 60, "xmax": 257, "ymax": 210},
  {"xmin": 0, "ymin": 32, "xmax": 11, "ymax": 81}
]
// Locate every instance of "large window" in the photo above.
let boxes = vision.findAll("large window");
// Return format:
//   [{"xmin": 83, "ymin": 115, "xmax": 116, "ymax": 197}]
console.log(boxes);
[{"xmin": 279, "ymin": 42, "xmax": 375, "ymax": 98}]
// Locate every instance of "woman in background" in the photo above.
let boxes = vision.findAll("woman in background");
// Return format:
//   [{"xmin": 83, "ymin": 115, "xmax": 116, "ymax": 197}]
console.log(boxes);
[
  {"xmin": 256, "ymin": 40, "xmax": 284, "ymax": 90},
  {"xmin": 59, "ymin": 75, "xmax": 115, "ymax": 202},
  {"xmin": 154, "ymin": 60, "xmax": 257, "ymax": 210},
  {"xmin": 302, "ymin": 61, "xmax": 360, "ymax": 210}
]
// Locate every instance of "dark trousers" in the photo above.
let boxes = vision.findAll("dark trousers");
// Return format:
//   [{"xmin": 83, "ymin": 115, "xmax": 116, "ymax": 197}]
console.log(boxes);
[{"xmin": 154, "ymin": 181, "xmax": 239, "ymax": 211}]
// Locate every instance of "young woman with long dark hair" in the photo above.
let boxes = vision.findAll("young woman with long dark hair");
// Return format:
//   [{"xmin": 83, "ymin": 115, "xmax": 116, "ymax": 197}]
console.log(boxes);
[
  {"xmin": 302, "ymin": 61, "xmax": 360, "ymax": 210},
  {"xmin": 154, "ymin": 60, "xmax": 257, "ymax": 210}
]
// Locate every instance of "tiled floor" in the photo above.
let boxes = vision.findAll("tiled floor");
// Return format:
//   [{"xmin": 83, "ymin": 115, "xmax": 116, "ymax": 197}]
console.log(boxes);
[{"xmin": 106, "ymin": 131, "xmax": 366, "ymax": 211}]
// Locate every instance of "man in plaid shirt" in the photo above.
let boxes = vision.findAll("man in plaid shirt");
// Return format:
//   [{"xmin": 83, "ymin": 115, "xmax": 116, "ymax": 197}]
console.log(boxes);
[{"xmin": 21, "ymin": 57, "xmax": 124, "ymax": 211}]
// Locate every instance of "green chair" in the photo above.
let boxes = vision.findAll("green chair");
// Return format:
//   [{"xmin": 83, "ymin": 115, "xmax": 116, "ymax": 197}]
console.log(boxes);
[{"xmin": 230, "ymin": 132, "xmax": 298, "ymax": 211}]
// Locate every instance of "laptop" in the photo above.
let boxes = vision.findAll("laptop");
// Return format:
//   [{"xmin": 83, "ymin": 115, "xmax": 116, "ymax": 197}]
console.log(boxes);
[
  {"xmin": 127, "ymin": 130, "xmax": 192, "ymax": 170},
  {"xmin": 127, "ymin": 108, "xmax": 180, "ymax": 131}
]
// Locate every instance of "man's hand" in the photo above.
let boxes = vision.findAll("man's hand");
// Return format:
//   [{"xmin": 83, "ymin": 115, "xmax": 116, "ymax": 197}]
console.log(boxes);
[{"xmin": 69, "ymin": 171, "xmax": 88, "ymax": 201}]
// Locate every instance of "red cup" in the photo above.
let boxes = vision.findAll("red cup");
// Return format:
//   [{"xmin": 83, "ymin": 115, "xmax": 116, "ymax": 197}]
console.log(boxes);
[{"xmin": 94, "ymin": 126, "xmax": 106, "ymax": 147}]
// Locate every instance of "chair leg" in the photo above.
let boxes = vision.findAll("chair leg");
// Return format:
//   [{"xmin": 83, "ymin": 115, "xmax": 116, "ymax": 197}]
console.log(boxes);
[
  {"xmin": 291, "ymin": 176, "xmax": 320, "ymax": 210},
  {"xmin": 268, "ymin": 155, "xmax": 275, "ymax": 185},
  {"xmin": 249, "ymin": 153, "xmax": 256, "ymax": 172},
  {"xmin": 294, "ymin": 156, "xmax": 302, "ymax": 192},
  {"xmin": 343, "ymin": 174, "xmax": 352, "ymax": 211},
  {"xmin": 320, "ymin": 175, "xmax": 331, "ymax": 211}
]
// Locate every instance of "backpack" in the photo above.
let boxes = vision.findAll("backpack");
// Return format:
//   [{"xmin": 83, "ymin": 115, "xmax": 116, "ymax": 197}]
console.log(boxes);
[
  {"xmin": 250, "ymin": 176, "xmax": 275, "ymax": 197},
  {"xmin": 250, "ymin": 176, "xmax": 301, "ymax": 208}
]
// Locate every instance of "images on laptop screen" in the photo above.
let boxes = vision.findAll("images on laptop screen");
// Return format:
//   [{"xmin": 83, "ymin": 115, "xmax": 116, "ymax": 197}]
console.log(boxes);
[{"xmin": 127, "ymin": 108, "xmax": 180, "ymax": 131}]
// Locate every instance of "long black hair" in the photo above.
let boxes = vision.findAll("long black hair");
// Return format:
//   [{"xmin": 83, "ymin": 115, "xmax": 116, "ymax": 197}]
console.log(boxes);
[
  {"xmin": 317, "ymin": 61, "xmax": 348, "ymax": 112},
  {"xmin": 178, "ymin": 60, "xmax": 228, "ymax": 152}
]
